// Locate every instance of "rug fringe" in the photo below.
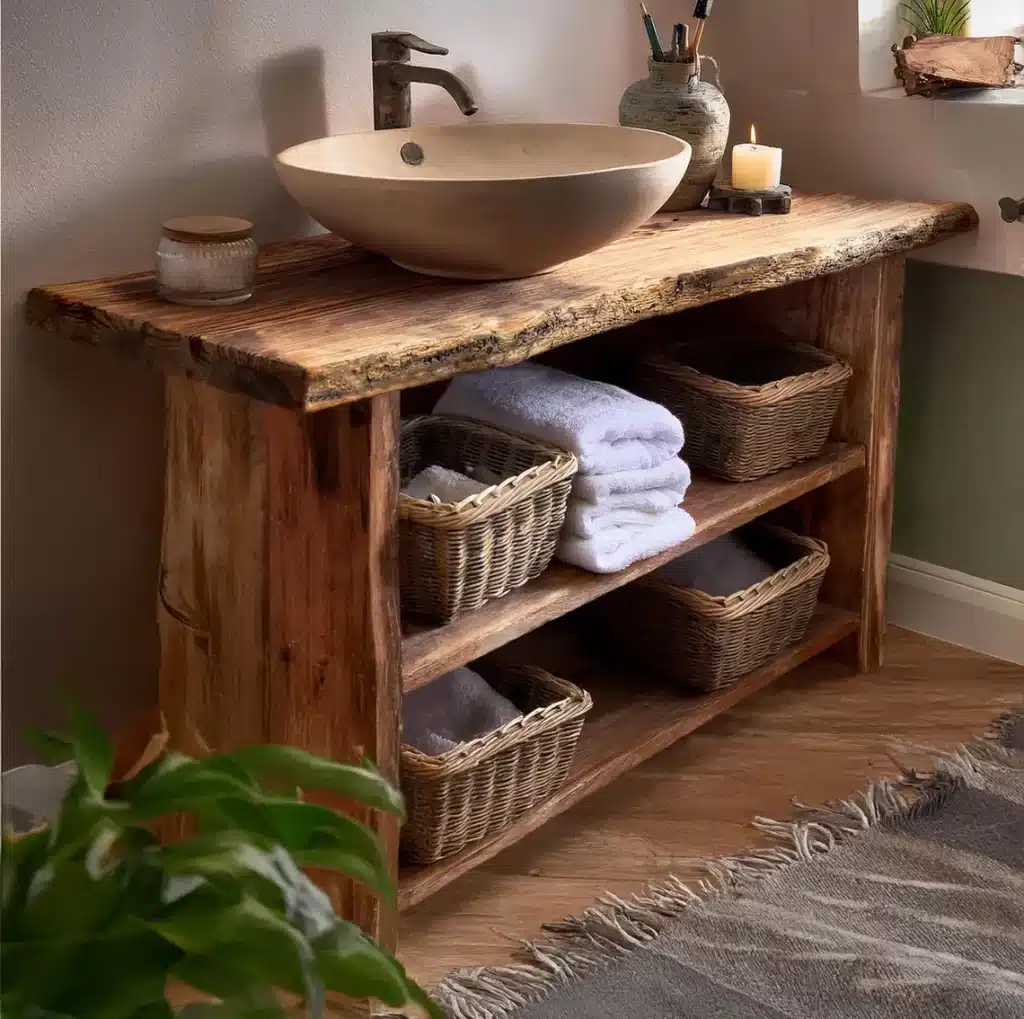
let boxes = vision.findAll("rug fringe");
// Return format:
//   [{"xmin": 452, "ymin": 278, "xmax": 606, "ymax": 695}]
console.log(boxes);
[
  {"xmin": 981, "ymin": 709, "xmax": 1022, "ymax": 747},
  {"xmin": 421, "ymin": 713, "xmax": 1024, "ymax": 1019}
]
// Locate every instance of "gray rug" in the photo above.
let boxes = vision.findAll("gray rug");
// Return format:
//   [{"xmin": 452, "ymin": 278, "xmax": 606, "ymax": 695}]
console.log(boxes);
[{"xmin": 436, "ymin": 712, "xmax": 1024, "ymax": 1019}]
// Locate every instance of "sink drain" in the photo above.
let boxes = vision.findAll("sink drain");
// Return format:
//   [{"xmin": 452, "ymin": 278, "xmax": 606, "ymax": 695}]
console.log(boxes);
[{"xmin": 400, "ymin": 142, "xmax": 424, "ymax": 166}]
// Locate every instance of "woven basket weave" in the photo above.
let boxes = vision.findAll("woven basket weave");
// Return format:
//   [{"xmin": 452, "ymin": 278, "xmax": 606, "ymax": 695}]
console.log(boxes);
[
  {"xmin": 637, "ymin": 335, "xmax": 852, "ymax": 482},
  {"xmin": 399, "ymin": 416, "xmax": 577, "ymax": 623},
  {"xmin": 400, "ymin": 664, "xmax": 592, "ymax": 864},
  {"xmin": 599, "ymin": 526, "xmax": 829, "ymax": 692}
]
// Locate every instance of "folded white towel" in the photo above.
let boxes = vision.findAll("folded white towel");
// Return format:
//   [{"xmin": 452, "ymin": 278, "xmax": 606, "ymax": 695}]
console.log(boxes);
[
  {"xmin": 402, "ymin": 667, "xmax": 522, "ymax": 756},
  {"xmin": 402, "ymin": 465, "xmax": 490, "ymax": 503},
  {"xmin": 434, "ymin": 363, "xmax": 684, "ymax": 475},
  {"xmin": 556, "ymin": 507, "xmax": 697, "ymax": 574},
  {"xmin": 575, "ymin": 488, "xmax": 683, "ymax": 517},
  {"xmin": 565, "ymin": 502, "xmax": 665, "ymax": 539},
  {"xmin": 572, "ymin": 457, "xmax": 691, "ymax": 504}
]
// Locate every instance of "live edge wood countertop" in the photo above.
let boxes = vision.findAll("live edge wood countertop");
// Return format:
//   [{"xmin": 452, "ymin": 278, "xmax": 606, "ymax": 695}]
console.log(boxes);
[{"xmin": 27, "ymin": 193, "xmax": 976, "ymax": 411}]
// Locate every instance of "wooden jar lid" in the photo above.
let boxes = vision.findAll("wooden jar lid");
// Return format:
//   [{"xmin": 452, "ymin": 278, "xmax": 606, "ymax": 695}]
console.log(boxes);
[{"xmin": 161, "ymin": 216, "xmax": 254, "ymax": 243}]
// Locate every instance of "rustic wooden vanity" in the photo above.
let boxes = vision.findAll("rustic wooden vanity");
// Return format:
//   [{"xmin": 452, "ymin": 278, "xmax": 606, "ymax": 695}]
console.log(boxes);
[{"xmin": 27, "ymin": 192, "xmax": 976, "ymax": 953}]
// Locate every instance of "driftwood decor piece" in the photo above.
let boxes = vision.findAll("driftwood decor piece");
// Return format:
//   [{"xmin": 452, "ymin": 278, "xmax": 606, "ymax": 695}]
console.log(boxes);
[{"xmin": 892, "ymin": 33, "xmax": 1023, "ymax": 96}]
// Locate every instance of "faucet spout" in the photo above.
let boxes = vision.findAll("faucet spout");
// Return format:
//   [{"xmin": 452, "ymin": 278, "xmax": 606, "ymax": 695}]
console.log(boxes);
[{"xmin": 385, "ymin": 62, "xmax": 478, "ymax": 118}]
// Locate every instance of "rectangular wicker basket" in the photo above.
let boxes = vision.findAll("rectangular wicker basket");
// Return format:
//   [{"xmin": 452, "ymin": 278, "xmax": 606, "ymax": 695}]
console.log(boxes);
[
  {"xmin": 399, "ymin": 416, "xmax": 578, "ymax": 623},
  {"xmin": 400, "ymin": 663, "xmax": 593, "ymax": 864},
  {"xmin": 598, "ymin": 525, "xmax": 830, "ymax": 692},
  {"xmin": 636, "ymin": 335, "xmax": 852, "ymax": 482}
]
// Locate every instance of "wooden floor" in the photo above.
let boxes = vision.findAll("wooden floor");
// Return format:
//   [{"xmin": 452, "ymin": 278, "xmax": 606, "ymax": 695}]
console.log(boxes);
[{"xmin": 397, "ymin": 627, "xmax": 1023, "ymax": 986}]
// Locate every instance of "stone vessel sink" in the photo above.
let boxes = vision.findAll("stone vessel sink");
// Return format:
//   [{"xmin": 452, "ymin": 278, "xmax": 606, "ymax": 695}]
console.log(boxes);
[{"xmin": 275, "ymin": 123, "xmax": 691, "ymax": 280}]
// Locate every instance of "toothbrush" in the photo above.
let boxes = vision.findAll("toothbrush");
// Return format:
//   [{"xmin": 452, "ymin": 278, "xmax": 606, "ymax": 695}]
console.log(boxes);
[
  {"xmin": 671, "ymin": 23, "xmax": 689, "ymax": 62},
  {"xmin": 689, "ymin": 0, "xmax": 714, "ymax": 58},
  {"xmin": 640, "ymin": 2, "xmax": 665, "ymax": 61}
]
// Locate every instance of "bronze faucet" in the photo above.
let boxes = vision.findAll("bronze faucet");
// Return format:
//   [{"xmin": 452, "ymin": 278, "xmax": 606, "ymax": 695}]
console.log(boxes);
[{"xmin": 371, "ymin": 32, "xmax": 478, "ymax": 130}]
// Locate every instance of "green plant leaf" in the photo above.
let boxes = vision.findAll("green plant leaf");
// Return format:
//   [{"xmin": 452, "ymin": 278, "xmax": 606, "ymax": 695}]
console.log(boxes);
[
  {"xmin": 21, "ymin": 854, "xmax": 120, "ymax": 940},
  {"xmin": 152, "ymin": 890, "xmax": 311, "ymax": 997},
  {"xmin": 1, "ymin": 937, "xmax": 80, "ymax": 1015},
  {"xmin": 2, "ymin": 927, "xmax": 181, "ymax": 1019},
  {"xmin": 2, "ymin": 829, "xmax": 50, "ymax": 935},
  {"xmin": 128, "ymin": 758, "xmax": 261, "ymax": 816},
  {"xmin": 159, "ymin": 832, "xmax": 279, "ymax": 883},
  {"xmin": 899, "ymin": 0, "xmax": 969, "ymax": 34},
  {"xmin": 216, "ymin": 797, "xmax": 393, "ymax": 896},
  {"xmin": 157, "ymin": 833, "xmax": 301, "ymax": 912},
  {"xmin": 180, "ymin": 1003, "xmax": 283, "ymax": 1019},
  {"xmin": 290, "ymin": 831, "xmax": 395, "ymax": 901},
  {"xmin": 69, "ymin": 706, "xmax": 115, "ymax": 798},
  {"xmin": 314, "ymin": 921, "xmax": 444, "ymax": 1017},
  {"xmin": 222, "ymin": 746, "xmax": 406, "ymax": 818},
  {"xmin": 133, "ymin": 1004, "xmax": 175, "ymax": 1019},
  {"xmin": 172, "ymin": 949, "xmax": 277, "ymax": 1008},
  {"xmin": 51, "ymin": 929, "xmax": 182, "ymax": 1019}
]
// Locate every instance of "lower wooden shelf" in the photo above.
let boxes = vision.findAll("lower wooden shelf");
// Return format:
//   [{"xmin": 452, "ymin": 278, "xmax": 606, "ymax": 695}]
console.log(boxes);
[
  {"xmin": 398, "ymin": 603, "xmax": 858, "ymax": 910},
  {"xmin": 402, "ymin": 443, "xmax": 864, "ymax": 690}
]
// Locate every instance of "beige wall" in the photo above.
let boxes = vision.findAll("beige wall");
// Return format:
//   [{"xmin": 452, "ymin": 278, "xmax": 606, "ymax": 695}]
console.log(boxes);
[
  {"xmin": 895, "ymin": 263, "xmax": 1024, "ymax": 588},
  {"xmin": 1, "ymin": 0, "xmax": 643, "ymax": 763}
]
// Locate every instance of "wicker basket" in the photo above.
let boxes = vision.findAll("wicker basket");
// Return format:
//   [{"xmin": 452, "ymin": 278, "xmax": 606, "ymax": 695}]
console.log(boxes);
[
  {"xmin": 399, "ymin": 416, "xmax": 578, "ymax": 623},
  {"xmin": 637, "ymin": 335, "xmax": 852, "ymax": 482},
  {"xmin": 599, "ymin": 526, "xmax": 829, "ymax": 692},
  {"xmin": 400, "ymin": 663, "xmax": 592, "ymax": 864}
]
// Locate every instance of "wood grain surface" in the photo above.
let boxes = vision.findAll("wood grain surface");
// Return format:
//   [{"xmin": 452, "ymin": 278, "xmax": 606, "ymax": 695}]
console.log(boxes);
[
  {"xmin": 399, "ymin": 604, "xmax": 857, "ymax": 910},
  {"xmin": 402, "ymin": 444, "xmax": 865, "ymax": 689},
  {"xmin": 158, "ymin": 380, "xmax": 403, "ymax": 944},
  {"xmin": 27, "ymin": 194, "xmax": 975, "ymax": 410},
  {"xmin": 398, "ymin": 627, "xmax": 1024, "ymax": 985}
]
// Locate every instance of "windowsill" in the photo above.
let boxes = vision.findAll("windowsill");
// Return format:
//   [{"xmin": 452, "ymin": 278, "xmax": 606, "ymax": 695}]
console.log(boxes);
[{"xmin": 863, "ymin": 86, "xmax": 1024, "ymax": 104}]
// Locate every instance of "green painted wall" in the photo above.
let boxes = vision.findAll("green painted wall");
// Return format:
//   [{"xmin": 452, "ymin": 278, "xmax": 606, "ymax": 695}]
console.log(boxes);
[{"xmin": 893, "ymin": 262, "xmax": 1024, "ymax": 589}]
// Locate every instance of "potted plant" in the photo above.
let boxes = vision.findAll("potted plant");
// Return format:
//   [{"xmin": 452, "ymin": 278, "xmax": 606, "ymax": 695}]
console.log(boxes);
[
  {"xmin": 899, "ymin": 0, "xmax": 970, "ymax": 37},
  {"xmin": 1, "ymin": 709, "xmax": 440, "ymax": 1018}
]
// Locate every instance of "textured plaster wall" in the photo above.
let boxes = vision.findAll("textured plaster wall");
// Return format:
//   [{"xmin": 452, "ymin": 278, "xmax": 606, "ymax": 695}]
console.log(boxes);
[{"xmin": 1, "ymin": 0, "xmax": 642, "ymax": 763}]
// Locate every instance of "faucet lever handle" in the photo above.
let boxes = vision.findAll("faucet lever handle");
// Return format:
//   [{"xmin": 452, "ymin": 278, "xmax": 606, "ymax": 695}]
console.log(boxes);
[{"xmin": 371, "ymin": 31, "xmax": 449, "ymax": 62}]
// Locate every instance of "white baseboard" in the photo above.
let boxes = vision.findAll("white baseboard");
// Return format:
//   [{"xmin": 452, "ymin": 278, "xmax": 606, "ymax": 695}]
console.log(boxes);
[{"xmin": 887, "ymin": 554, "xmax": 1024, "ymax": 665}]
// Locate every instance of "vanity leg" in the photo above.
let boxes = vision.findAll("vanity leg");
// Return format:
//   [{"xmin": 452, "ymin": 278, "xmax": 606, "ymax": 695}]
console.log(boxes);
[
  {"xmin": 158, "ymin": 377, "xmax": 402, "ymax": 948},
  {"xmin": 808, "ymin": 257, "xmax": 904, "ymax": 672}
]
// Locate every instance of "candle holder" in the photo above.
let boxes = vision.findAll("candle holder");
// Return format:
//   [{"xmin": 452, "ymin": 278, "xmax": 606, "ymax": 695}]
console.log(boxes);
[{"xmin": 708, "ymin": 182, "xmax": 792, "ymax": 216}]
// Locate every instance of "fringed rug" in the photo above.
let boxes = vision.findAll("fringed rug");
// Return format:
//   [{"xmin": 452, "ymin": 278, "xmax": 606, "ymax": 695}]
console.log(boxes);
[{"xmin": 434, "ymin": 712, "xmax": 1024, "ymax": 1019}]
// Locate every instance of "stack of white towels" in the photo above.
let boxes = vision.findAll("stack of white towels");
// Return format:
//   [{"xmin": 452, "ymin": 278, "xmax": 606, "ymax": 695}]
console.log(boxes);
[{"xmin": 434, "ymin": 362, "xmax": 694, "ymax": 573}]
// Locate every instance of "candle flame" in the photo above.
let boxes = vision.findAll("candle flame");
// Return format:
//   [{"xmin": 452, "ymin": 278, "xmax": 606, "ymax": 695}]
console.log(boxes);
[{"xmin": 750, "ymin": 124, "xmax": 757, "ymax": 145}]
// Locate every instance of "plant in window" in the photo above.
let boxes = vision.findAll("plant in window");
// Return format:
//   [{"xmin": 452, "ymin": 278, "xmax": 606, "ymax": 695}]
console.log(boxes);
[
  {"xmin": 900, "ymin": 0, "xmax": 971, "ymax": 37},
  {"xmin": 1, "ymin": 709, "xmax": 439, "ymax": 1018}
]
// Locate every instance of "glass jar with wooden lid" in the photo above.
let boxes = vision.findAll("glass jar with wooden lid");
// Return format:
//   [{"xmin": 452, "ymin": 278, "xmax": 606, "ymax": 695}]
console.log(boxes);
[{"xmin": 155, "ymin": 216, "xmax": 258, "ymax": 306}]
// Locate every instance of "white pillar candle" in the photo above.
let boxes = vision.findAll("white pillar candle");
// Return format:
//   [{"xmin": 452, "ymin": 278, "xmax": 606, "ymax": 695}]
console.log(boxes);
[{"xmin": 731, "ymin": 125, "xmax": 783, "ymax": 191}]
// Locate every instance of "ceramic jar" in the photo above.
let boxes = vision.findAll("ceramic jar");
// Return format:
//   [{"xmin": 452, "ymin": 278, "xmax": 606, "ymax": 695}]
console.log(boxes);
[{"xmin": 619, "ymin": 57, "xmax": 730, "ymax": 212}]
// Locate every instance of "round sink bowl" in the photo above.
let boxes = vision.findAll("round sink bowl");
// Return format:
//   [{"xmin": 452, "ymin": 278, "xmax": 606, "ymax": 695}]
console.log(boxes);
[{"xmin": 275, "ymin": 123, "xmax": 691, "ymax": 280}]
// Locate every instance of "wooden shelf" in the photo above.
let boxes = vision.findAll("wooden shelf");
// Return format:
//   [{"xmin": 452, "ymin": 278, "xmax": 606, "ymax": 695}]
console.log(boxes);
[
  {"xmin": 402, "ymin": 444, "xmax": 864, "ymax": 690},
  {"xmin": 399, "ymin": 603, "xmax": 858, "ymax": 910}
]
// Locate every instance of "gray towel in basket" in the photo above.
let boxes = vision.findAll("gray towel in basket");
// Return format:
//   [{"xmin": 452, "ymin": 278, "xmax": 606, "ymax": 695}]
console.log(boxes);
[
  {"xmin": 402, "ymin": 667, "xmax": 523, "ymax": 756},
  {"xmin": 656, "ymin": 533, "xmax": 775, "ymax": 596}
]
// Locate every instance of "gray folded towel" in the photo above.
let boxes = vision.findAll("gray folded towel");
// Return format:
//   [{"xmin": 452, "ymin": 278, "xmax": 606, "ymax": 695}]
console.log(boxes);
[
  {"xmin": 656, "ymin": 533, "xmax": 776, "ymax": 596},
  {"xmin": 402, "ymin": 666, "xmax": 523, "ymax": 756}
]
